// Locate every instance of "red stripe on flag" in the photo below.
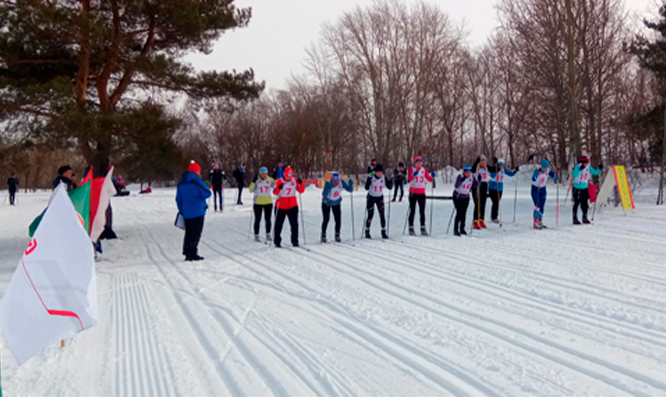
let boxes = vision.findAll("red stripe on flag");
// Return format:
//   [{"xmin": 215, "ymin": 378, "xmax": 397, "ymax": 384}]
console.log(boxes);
[{"xmin": 21, "ymin": 259, "xmax": 85, "ymax": 330}]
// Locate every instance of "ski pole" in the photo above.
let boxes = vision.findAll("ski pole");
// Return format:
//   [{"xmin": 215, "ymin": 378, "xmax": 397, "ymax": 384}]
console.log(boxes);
[
  {"xmin": 556, "ymin": 170, "xmax": 560, "ymax": 227},
  {"xmin": 247, "ymin": 206, "xmax": 254, "ymax": 240},
  {"xmin": 446, "ymin": 203, "xmax": 455, "ymax": 234},
  {"xmin": 298, "ymin": 191, "xmax": 306, "ymax": 246},
  {"xmin": 403, "ymin": 193, "xmax": 411, "ymax": 235},
  {"xmin": 350, "ymin": 190, "xmax": 356, "ymax": 241},
  {"xmin": 387, "ymin": 189, "xmax": 392, "ymax": 237},
  {"xmin": 428, "ymin": 181, "xmax": 434, "ymax": 235},
  {"xmin": 361, "ymin": 204, "xmax": 368, "ymax": 239},
  {"xmin": 513, "ymin": 175, "xmax": 518, "ymax": 224}
]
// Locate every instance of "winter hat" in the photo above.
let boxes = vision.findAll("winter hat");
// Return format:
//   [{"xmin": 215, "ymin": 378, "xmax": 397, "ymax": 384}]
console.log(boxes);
[
  {"xmin": 284, "ymin": 167, "xmax": 294, "ymax": 179},
  {"xmin": 540, "ymin": 159, "xmax": 550, "ymax": 168},
  {"xmin": 497, "ymin": 158, "xmax": 505, "ymax": 165},
  {"xmin": 188, "ymin": 160, "xmax": 201, "ymax": 174},
  {"xmin": 579, "ymin": 156, "xmax": 590, "ymax": 163},
  {"xmin": 480, "ymin": 154, "xmax": 487, "ymax": 162},
  {"xmin": 463, "ymin": 165, "xmax": 472, "ymax": 172},
  {"xmin": 398, "ymin": 162, "xmax": 405, "ymax": 167},
  {"xmin": 412, "ymin": 155, "xmax": 423, "ymax": 163},
  {"xmin": 259, "ymin": 167, "xmax": 268, "ymax": 174},
  {"xmin": 278, "ymin": 160, "xmax": 283, "ymax": 165},
  {"xmin": 331, "ymin": 172, "xmax": 341, "ymax": 182},
  {"xmin": 57, "ymin": 165, "xmax": 72, "ymax": 176},
  {"xmin": 374, "ymin": 164, "xmax": 384, "ymax": 173}
]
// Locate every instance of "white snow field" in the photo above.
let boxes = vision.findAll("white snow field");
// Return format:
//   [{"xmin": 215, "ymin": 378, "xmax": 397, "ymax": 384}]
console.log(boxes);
[{"xmin": 1, "ymin": 173, "xmax": 666, "ymax": 396}]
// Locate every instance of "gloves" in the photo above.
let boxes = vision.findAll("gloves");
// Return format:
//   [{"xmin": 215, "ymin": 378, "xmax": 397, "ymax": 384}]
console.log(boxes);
[
  {"xmin": 276, "ymin": 182, "xmax": 283, "ymax": 191},
  {"xmin": 413, "ymin": 170, "xmax": 419, "ymax": 177},
  {"xmin": 515, "ymin": 166, "xmax": 520, "ymax": 172},
  {"xmin": 494, "ymin": 157, "xmax": 498, "ymax": 164},
  {"xmin": 297, "ymin": 177, "xmax": 303, "ymax": 185},
  {"xmin": 348, "ymin": 179, "xmax": 354, "ymax": 187},
  {"xmin": 252, "ymin": 173, "xmax": 258, "ymax": 183},
  {"xmin": 598, "ymin": 163, "xmax": 604, "ymax": 170},
  {"xmin": 430, "ymin": 172, "xmax": 436, "ymax": 178},
  {"xmin": 475, "ymin": 157, "xmax": 480, "ymax": 165}
]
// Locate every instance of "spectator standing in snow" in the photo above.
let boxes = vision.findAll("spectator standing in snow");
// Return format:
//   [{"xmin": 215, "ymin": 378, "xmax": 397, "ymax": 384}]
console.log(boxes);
[
  {"xmin": 273, "ymin": 166, "xmax": 305, "ymax": 248},
  {"xmin": 321, "ymin": 172, "xmax": 354, "ymax": 243},
  {"xmin": 531, "ymin": 159, "xmax": 559, "ymax": 229},
  {"xmin": 176, "ymin": 161, "xmax": 212, "ymax": 261},
  {"xmin": 249, "ymin": 167, "xmax": 274, "ymax": 242},
  {"xmin": 392, "ymin": 162, "xmax": 406, "ymax": 202},
  {"xmin": 272, "ymin": 160, "xmax": 285, "ymax": 180},
  {"xmin": 364, "ymin": 164, "xmax": 392, "ymax": 239},
  {"xmin": 407, "ymin": 155, "xmax": 434, "ymax": 236},
  {"xmin": 572, "ymin": 156, "xmax": 602, "ymax": 225},
  {"xmin": 452, "ymin": 165, "xmax": 478, "ymax": 236},
  {"xmin": 7, "ymin": 173, "xmax": 18, "ymax": 205},
  {"xmin": 53, "ymin": 165, "xmax": 75, "ymax": 191},
  {"xmin": 471, "ymin": 155, "xmax": 490, "ymax": 229},
  {"xmin": 488, "ymin": 158, "xmax": 518, "ymax": 224},
  {"xmin": 209, "ymin": 163, "xmax": 226, "ymax": 211},
  {"xmin": 233, "ymin": 163, "xmax": 246, "ymax": 205},
  {"xmin": 367, "ymin": 159, "xmax": 377, "ymax": 176}
]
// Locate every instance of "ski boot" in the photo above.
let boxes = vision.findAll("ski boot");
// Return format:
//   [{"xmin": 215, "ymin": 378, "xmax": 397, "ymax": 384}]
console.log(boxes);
[
  {"xmin": 582, "ymin": 217, "xmax": 592, "ymax": 225},
  {"xmin": 365, "ymin": 228, "xmax": 372, "ymax": 239},
  {"xmin": 321, "ymin": 233, "xmax": 327, "ymax": 243},
  {"xmin": 480, "ymin": 220, "xmax": 487, "ymax": 228},
  {"xmin": 540, "ymin": 222, "xmax": 548, "ymax": 229},
  {"xmin": 266, "ymin": 233, "xmax": 272, "ymax": 243},
  {"xmin": 420, "ymin": 226, "xmax": 428, "ymax": 236},
  {"xmin": 573, "ymin": 217, "xmax": 581, "ymax": 225},
  {"xmin": 454, "ymin": 230, "xmax": 461, "ymax": 237},
  {"xmin": 335, "ymin": 233, "xmax": 342, "ymax": 243},
  {"xmin": 473, "ymin": 220, "xmax": 481, "ymax": 230},
  {"xmin": 409, "ymin": 227, "xmax": 416, "ymax": 236},
  {"xmin": 492, "ymin": 218, "xmax": 500, "ymax": 224},
  {"xmin": 460, "ymin": 229, "xmax": 468, "ymax": 235},
  {"xmin": 381, "ymin": 229, "xmax": 389, "ymax": 239},
  {"xmin": 254, "ymin": 234, "xmax": 261, "ymax": 242}
]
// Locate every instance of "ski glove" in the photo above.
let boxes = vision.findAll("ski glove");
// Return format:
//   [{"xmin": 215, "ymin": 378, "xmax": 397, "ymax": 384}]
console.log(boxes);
[
  {"xmin": 413, "ymin": 170, "xmax": 419, "ymax": 177},
  {"xmin": 276, "ymin": 183, "xmax": 283, "ymax": 191},
  {"xmin": 430, "ymin": 172, "xmax": 436, "ymax": 178},
  {"xmin": 515, "ymin": 166, "xmax": 520, "ymax": 172},
  {"xmin": 348, "ymin": 179, "xmax": 355, "ymax": 187},
  {"xmin": 598, "ymin": 163, "xmax": 604, "ymax": 170},
  {"xmin": 297, "ymin": 177, "xmax": 303, "ymax": 185}
]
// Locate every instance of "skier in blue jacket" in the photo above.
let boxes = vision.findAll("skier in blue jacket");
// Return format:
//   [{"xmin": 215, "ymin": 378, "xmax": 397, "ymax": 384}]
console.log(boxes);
[
  {"xmin": 176, "ymin": 161, "xmax": 212, "ymax": 261},
  {"xmin": 531, "ymin": 159, "xmax": 558, "ymax": 229},
  {"xmin": 321, "ymin": 172, "xmax": 354, "ymax": 243},
  {"xmin": 488, "ymin": 158, "xmax": 518, "ymax": 223}
]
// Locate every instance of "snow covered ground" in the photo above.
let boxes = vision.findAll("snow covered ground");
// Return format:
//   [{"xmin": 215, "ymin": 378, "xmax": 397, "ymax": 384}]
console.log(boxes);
[{"xmin": 1, "ymin": 173, "xmax": 666, "ymax": 396}]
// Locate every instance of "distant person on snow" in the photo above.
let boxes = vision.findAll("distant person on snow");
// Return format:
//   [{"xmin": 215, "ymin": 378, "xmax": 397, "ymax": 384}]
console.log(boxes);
[
  {"xmin": 488, "ymin": 158, "xmax": 518, "ymax": 224},
  {"xmin": 364, "ymin": 164, "xmax": 393, "ymax": 239},
  {"xmin": 367, "ymin": 158, "xmax": 377, "ymax": 176},
  {"xmin": 53, "ymin": 165, "xmax": 75, "ymax": 192},
  {"xmin": 407, "ymin": 155, "xmax": 434, "ymax": 236},
  {"xmin": 321, "ymin": 172, "xmax": 354, "ymax": 243},
  {"xmin": 452, "ymin": 165, "xmax": 478, "ymax": 236},
  {"xmin": 249, "ymin": 167, "xmax": 274, "ymax": 243},
  {"xmin": 209, "ymin": 163, "xmax": 227, "ymax": 211},
  {"xmin": 273, "ymin": 166, "xmax": 305, "ymax": 248},
  {"xmin": 176, "ymin": 161, "xmax": 212, "ymax": 261},
  {"xmin": 572, "ymin": 156, "xmax": 602, "ymax": 225},
  {"xmin": 531, "ymin": 159, "xmax": 559, "ymax": 229},
  {"xmin": 7, "ymin": 172, "xmax": 18, "ymax": 205},
  {"xmin": 272, "ymin": 160, "xmax": 285, "ymax": 180},
  {"xmin": 233, "ymin": 163, "xmax": 246, "ymax": 205},
  {"xmin": 472, "ymin": 155, "xmax": 490, "ymax": 229},
  {"xmin": 392, "ymin": 162, "xmax": 406, "ymax": 202}
]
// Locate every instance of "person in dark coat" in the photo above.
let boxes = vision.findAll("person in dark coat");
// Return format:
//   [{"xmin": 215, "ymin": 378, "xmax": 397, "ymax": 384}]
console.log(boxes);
[
  {"xmin": 7, "ymin": 173, "xmax": 18, "ymax": 205},
  {"xmin": 176, "ymin": 161, "xmax": 212, "ymax": 261},
  {"xmin": 392, "ymin": 162, "xmax": 406, "ymax": 202},
  {"xmin": 367, "ymin": 159, "xmax": 377, "ymax": 176},
  {"xmin": 272, "ymin": 160, "xmax": 285, "ymax": 180},
  {"xmin": 53, "ymin": 165, "xmax": 75, "ymax": 191},
  {"xmin": 233, "ymin": 163, "xmax": 246, "ymax": 205},
  {"xmin": 209, "ymin": 163, "xmax": 226, "ymax": 211}
]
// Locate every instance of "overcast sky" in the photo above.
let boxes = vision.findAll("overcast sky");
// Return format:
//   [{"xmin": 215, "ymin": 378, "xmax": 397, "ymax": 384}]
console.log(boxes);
[{"xmin": 187, "ymin": 0, "xmax": 662, "ymax": 90}]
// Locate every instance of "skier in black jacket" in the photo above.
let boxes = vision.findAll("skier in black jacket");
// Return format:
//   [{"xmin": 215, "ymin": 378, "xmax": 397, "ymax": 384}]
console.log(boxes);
[
  {"xmin": 7, "ymin": 173, "xmax": 18, "ymax": 205},
  {"xmin": 392, "ymin": 162, "xmax": 406, "ymax": 202},
  {"xmin": 209, "ymin": 163, "xmax": 227, "ymax": 211}
]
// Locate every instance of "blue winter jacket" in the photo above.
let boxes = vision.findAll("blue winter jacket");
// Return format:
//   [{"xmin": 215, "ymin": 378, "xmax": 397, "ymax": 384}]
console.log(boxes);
[
  {"xmin": 176, "ymin": 172, "xmax": 212, "ymax": 219},
  {"xmin": 322, "ymin": 180, "xmax": 354, "ymax": 206},
  {"xmin": 489, "ymin": 168, "xmax": 517, "ymax": 192}
]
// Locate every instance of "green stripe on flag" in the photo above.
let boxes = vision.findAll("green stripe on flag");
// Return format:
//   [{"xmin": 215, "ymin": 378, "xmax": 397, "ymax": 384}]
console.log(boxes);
[{"xmin": 29, "ymin": 183, "xmax": 91, "ymax": 237}]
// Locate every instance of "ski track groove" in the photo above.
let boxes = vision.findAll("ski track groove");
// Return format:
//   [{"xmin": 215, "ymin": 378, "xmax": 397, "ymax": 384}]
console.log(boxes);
[
  {"xmin": 202, "ymin": 237, "xmax": 503, "ymax": 396},
  {"xmin": 288, "ymin": 245, "xmax": 666, "ymax": 395},
  {"xmin": 348, "ymin": 241, "xmax": 666, "ymax": 346},
  {"xmin": 145, "ymin": 228, "xmax": 306, "ymax": 397}
]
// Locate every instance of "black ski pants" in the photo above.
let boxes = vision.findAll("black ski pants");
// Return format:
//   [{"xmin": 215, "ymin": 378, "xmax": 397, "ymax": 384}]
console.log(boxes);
[
  {"xmin": 237, "ymin": 186, "xmax": 243, "ymax": 204},
  {"xmin": 392, "ymin": 181, "xmax": 404, "ymax": 201},
  {"xmin": 321, "ymin": 204, "xmax": 342, "ymax": 236},
  {"xmin": 453, "ymin": 196, "xmax": 470, "ymax": 233},
  {"xmin": 472, "ymin": 182, "xmax": 488, "ymax": 221},
  {"xmin": 366, "ymin": 196, "xmax": 386, "ymax": 229},
  {"xmin": 409, "ymin": 193, "xmax": 426, "ymax": 227},
  {"xmin": 274, "ymin": 207, "xmax": 299, "ymax": 246},
  {"xmin": 183, "ymin": 216, "xmax": 205, "ymax": 258},
  {"xmin": 254, "ymin": 204, "xmax": 273, "ymax": 235},
  {"xmin": 489, "ymin": 189, "xmax": 503, "ymax": 221},
  {"xmin": 213, "ymin": 186, "xmax": 223, "ymax": 211},
  {"xmin": 8, "ymin": 187, "xmax": 16, "ymax": 205},
  {"xmin": 572, "ymin": 187, "xmax": 590, "ymax": 221}
]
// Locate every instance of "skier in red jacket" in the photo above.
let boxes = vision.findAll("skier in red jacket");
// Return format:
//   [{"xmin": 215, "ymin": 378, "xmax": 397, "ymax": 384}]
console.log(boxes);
[{"xmin": 273, "ymin": 166, "xmax": 305, "ymax": 248}]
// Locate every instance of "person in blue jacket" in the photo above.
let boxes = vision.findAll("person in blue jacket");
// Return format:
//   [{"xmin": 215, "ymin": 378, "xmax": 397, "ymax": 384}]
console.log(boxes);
[
  {"xmin": 531, "ymin": 159, "xmax": 559, "ymax": 229},
  {"xmin": 488, "ymin": 158, "xmax": 518, "ymax": 223},
  {"xmin": 321, "ymin": 172, "xmax": 354, "ymax": 243},
  {"xmin": 572, "ymin": 155, "xmax": 602, "ymax": 224},
  {"xmin": 176, "ymin": 161, "xmax": 212, "ymax": 261}
]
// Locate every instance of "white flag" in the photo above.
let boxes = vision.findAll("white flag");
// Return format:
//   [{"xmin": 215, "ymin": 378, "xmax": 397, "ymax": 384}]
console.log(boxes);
[
  {"xmin": 0, "ymin": 184, "xmax": 98, "ymax": 365},
  {"xmin": 90, "ymin": 166, "xmax": 116, "ymax": 242}
]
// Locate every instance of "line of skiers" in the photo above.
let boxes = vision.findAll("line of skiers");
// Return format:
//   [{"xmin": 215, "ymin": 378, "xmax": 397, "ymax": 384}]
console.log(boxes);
[{"xmin": 175, "ymin": 155, "xmax": 603, "ymax": 260}]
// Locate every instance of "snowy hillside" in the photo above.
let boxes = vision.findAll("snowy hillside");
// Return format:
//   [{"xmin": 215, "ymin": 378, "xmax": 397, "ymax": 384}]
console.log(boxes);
[{"xmin": 1, "ymin": 178, "xmax": 666, "ymax": 396}]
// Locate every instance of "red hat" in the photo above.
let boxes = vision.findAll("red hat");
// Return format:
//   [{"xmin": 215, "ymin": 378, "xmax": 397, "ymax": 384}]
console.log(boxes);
[
  {"xmin": 412, "ymin": 155, "xmax": 423, "ymax": 163},
  {"xmin": 188, "ymin": 161, "xmax": 201, "ymax": 174},
  {"xmin": 284, "ymin": 166, "xmax": 294, "ymax": 178},
  {"xmin": 579, "ymin": 156, "xmax": 590, "ymax": 163}
]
